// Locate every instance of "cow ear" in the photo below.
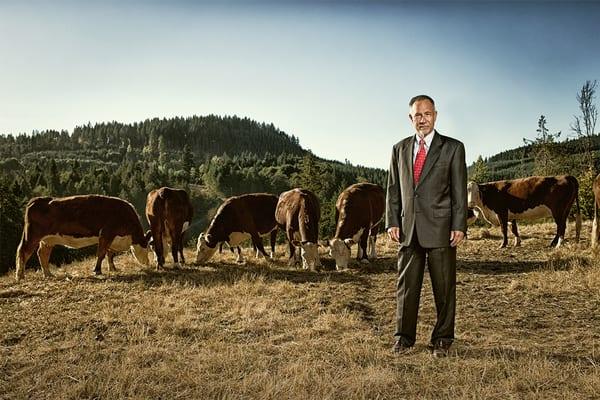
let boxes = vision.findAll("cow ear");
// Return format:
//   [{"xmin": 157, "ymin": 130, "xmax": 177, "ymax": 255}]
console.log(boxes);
[
  {"xmin": 292, "ymin": 239, "xmax": 301, "ymax": 247},
  {"xmin": 318, "ymin": 239, "xmax": 329, "ymax": 248},
  {"xmin": 344, "ymin": 238, "xmax": 355, "ymax": 246}
]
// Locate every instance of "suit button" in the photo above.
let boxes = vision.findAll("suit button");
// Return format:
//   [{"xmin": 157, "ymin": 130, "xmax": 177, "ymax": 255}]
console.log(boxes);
[{"xmin": 415, "ymin": 194, "xmax": 419, "ymax": 198}]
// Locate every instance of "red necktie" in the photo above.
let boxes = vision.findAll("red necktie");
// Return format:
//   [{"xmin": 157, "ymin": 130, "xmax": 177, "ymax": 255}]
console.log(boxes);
[{"xmin": 413, "ymin": 138, "xmax": 427, "ymax": 184}]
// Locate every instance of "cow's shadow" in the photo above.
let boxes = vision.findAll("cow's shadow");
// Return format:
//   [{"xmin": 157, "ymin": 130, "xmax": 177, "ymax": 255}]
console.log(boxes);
[
  {"xmin": 457, "ymin": 257, "xmax": 588, "ymax": 274},
  {"xmin": 97, "ymin": 260, "xmax": 370, "ymax": 288}
]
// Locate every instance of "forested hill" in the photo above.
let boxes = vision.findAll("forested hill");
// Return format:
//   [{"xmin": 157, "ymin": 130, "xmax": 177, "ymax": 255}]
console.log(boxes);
[
  {"xmin": 467, "ymin": 133, "xmax": 600, "ymax": 220},
  {"xmin": 0, "ymin": 115, "xmax": 304, "ymax": 160},
  {"xmin": 0, "ymin": 114, "xmax": 386, "ymax": 274},
  {"xmin": 468, "ymin": 134, "xmax": 600, "ymax": 182}
]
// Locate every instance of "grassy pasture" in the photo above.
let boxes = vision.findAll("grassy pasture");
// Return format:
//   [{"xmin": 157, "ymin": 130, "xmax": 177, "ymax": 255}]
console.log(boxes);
[{"xmin": 1, "ymin": 221, "xmax": 599, "ymax": 399}]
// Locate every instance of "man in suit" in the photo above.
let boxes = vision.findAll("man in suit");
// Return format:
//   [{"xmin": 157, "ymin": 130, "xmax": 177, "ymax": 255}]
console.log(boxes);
[{"xmin": 386, "ymin": 95, "xmax": 467, "ymax": 357}]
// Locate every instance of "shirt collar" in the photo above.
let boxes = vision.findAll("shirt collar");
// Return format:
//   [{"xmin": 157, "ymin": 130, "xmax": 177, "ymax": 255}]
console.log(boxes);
[{"xmin": 415, "ymin": 130, "xmax": 435, "ymax": 148}]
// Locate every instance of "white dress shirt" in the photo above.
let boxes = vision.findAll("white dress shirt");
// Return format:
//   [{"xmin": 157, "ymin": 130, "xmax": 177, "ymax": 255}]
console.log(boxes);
[{"xmin": 413, "ymin": 130, "xmax": 435, "ymax": 163}]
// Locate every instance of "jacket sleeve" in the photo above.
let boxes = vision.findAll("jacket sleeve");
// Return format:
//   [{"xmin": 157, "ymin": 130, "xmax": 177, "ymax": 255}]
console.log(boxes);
[
  {"xmin": 450, "ymin": 141, "xmax": 468, "ymax": 233},
  {"xmin": 385, "ymin": 145, "xmax": 402, "ymax": 230}
]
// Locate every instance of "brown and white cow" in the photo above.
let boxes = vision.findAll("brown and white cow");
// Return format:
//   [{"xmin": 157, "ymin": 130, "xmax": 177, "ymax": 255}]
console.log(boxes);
[
  {"xmin": 592, "ymin": 173, "xmax": 600, "ymax": 248},
  {"xmin": 195, "ymin": 193, "xmax": 278, "ymax": 264},
  {"xmin": 275, "ymin": 188, "xmax": 321, "ymax": 270},
  {"xmin": 145, "ymin": 187, "xmax": 193, "ymax": 269},
  {"xmin": 15, "ymin": 195, "xmax": 150, "ymax": 281},
  {"xmin": 328, "ymin": 183, "xmax": 385, "ymax": 270},
  {"xmin": 467, "ymin": 175, "xmax": 581, "ymax": 248}
]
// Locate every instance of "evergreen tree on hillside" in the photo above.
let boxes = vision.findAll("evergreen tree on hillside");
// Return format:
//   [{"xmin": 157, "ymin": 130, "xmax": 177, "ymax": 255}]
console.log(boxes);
[{"xmin": 469, "ymin": 155, "xmax": 490, "ymax": 183}]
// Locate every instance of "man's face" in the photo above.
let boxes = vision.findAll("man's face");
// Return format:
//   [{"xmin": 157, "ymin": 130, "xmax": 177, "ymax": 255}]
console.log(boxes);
[{"xmin": 409, "ymin": 99, "xmax": 437, "ymax": 137}]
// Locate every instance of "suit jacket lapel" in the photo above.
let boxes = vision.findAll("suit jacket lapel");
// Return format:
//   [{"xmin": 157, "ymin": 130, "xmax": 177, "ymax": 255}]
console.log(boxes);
[
  {"xmin": 402, "ymin": 136, "xmax": 415, "ymax": 187},
  {"xmin": 415, "ymin": 131, "xmax": 443, "ymax": 189}
]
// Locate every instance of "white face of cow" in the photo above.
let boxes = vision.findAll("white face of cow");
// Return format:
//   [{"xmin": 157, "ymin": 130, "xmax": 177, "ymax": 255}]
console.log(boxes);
[
  {"xmin": 467, "ymin": 181, "xmax": 482, "ymax": 209},
  {"xmin": 195, "ymin": 233, "xmax": 218, "ymax": 264},
  {"xmin": 131, "ymin": 244, "xmax": 150, "ymax": 266},
  {"xmin": 329, "ymin": 238, "xmax": 351, "ymax": 270},
  {"xmin": 300, "ymin": 242, "xmax": 320, "ymax": 270}
]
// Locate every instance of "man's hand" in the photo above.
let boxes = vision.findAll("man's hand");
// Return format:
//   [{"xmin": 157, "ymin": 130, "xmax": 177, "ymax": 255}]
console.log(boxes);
[
  {"xmin": 387, "ymin": 227, "xmax": 401, "ymax": 242},
  {"xmin": 450, "ymin": 231, "xmax": 465, "ymax": 247}
]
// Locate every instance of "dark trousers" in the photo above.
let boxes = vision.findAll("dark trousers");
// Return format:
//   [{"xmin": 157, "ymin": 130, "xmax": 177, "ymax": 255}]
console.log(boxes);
[{"xmin": 395, "ymin": 230, "xmax": 456, "ymax": 347}]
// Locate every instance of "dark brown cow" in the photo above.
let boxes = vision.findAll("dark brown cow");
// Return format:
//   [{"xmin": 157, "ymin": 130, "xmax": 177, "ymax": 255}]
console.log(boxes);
[
  {"xmin": 327, "ymin": 183, "xmax": 384, "ymax": 269},
  {"xmin": 146, "ymin": 187, "xmax": 193, "ymax": 269},
  {"xmin": 275, "ymin": 188, "xmax": 321, "ymax": 270},
  {"xmin": 467, "ymin": 175, "xmax": 581, "ymax": 248},
  {"xmin": 15, "ymin": 195, "xmax": 150, "ymax": 281},
  {"xmin": 195, "ymin": 193, "xmax": 278, "ymax": 264},
  {"xmin": 592, "ymin": 173, "xmax": 600, "ymax": 248}
]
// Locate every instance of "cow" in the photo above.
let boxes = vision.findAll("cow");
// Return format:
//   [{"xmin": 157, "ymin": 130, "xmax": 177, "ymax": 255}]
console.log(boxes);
[
  {"xmin": 592, "ymin": 173, "xmax": 600, "ymax": 248},
  {"xmin": 467, "ymin": 175, "xmax": 581, "ymax": 248},
  {"xmin": 15, "ymin": 195, "xmax": 150, "ymax": 281},
  {"xmin": 275, "ymin": 188, "xmax": 321, "ymax": 270},
  {"xmin": 145, "ymin": 187, "xmax": 193, "ymax": 269},
  {"xmin": 195, "ymin": 193, "xmax": 278, "ymax": 264},
  {"xmin": 328, "ymin": 183, "xmax": 385, "ymax": 270}
]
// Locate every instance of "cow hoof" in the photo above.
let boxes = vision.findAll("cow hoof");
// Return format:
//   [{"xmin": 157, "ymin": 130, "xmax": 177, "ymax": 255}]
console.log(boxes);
[
  {"xmin": 94, "ymin": 270, "xmax": 102, "ymax": 276},
  {"xmin": 360, "ymin": 259, "xmax": 370, "ymax": 265}
]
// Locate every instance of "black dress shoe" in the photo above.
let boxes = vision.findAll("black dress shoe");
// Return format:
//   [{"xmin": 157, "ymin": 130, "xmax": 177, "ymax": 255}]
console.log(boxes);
[
  {"xmin": 430, "ymin": 340, "xmax": 452, "ymax": 358},
  {"xmin": 392, "ymin": 340, "xmax": 413, "ymax": 355}
]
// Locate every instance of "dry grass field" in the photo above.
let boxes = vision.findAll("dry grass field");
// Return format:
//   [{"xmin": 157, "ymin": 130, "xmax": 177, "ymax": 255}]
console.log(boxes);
[{"xmin": 1, "ymin": 221, "xmax": 599, "ymax": 399}]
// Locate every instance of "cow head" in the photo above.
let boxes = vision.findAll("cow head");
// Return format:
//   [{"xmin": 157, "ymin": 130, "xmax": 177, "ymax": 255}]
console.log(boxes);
[
  {"xmin": 132, "ymin": 231, "xmax": 151, "ymax": 267},
  {"xmin": 293, "ymin": 240, "xmax": 320, "ymax": 270},
  {"xmin": 195, "ymin": 233, "xmax": 218, "ymax": 263},
  {"xmin": 328, "ymin": 238, "xmax": 352, "ymax": 270},
  {"xmin": 467, "ymin": 181, "xmax": 482, "ymax": 209}
]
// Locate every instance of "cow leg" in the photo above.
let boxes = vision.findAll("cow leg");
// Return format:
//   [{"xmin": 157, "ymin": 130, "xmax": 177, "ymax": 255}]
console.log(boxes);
[
  {"xmin": 499, "ymin": 212, "xmax": 509, "ymax": 248},
  {"xmin": 235, "ymin": 247, "xmax": 245, "ymax": 263},
  {"xmin": 551, "ymin": 211, "xmax": 568, "ymax": 248},
  {"xmin": 368, "ymin": 226, "xmax": 378, "ymax": 259},
  {"xmin": 359, "ymin": 230, "xmax": 370, "ymax": 264},
  {"xmin": 15, "ymin": 236, "xmax": 39, "ymax": 281},
  {"xmin": 251, "ymin": 232, "xmax": 270, "ymax": 260},
  {"xmin": 94, "ymin": 235, "xmax": 114, "ymax": 275},
  {"xmin": 178, "ymin": 234, "xmax": 186, "ymax": 265},
  {"xmin": 286, "ymin": 228, "xmax": 298, "ymax": 266},
  {"xmin": 510, "ymin": 220, "xmax": 521, "ymax": 247},
  {"xmin": 37, "ymin": 243, "xmax": 54, "ymax": 278},
  {"xmin": 269, "ymin": 229, "xmax": 277, "ymax": 258},
  {"xmin": 170, "ymin": 231, "xmax": 181, "ymax": 268},
  {"xmin": 107, "ymin": 251, "xmax": 118, "ymax": 272},
  {"xmin": 153, "ymin": 229, "xmax": 166, "ymax": 270}
]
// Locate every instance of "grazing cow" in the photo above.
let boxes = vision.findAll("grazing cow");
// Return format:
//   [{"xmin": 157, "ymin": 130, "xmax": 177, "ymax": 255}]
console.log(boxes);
[
  {"xmin": 195, "ymin": 193, "xmax": 278, "ymax": 264},
  {"xmin": 328, "ymin": 183, "xmax": 385, "ymax": 270},
  {"xmin": 145, "ymin": 187, "xmax": 193, "ymax": 269},
  {"xmin": 467, "ymin": 175, "xmax": 581, "ymax": 248},
  {"xmin": 15, "ymin": 195, "xmax": 150, "ymax": 281},
  {"xmin": 592, "ymin": 173, "xmax": 600, "ymax": 248},
  {"xmin": 275, "ymin": 188, "xmax": 321, "ymax": 270}
]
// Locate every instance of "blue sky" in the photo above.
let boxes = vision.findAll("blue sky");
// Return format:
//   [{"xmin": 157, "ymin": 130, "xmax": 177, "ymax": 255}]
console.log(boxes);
[{"xmin": 1, "ymin": 1, "xmax": 599, "ymax": 169}]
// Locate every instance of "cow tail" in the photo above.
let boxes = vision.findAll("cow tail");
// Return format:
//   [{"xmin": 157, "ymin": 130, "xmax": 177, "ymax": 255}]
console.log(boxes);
[{"xmin": 575, "ymin": 190, "xmax": 582, "ymax": 242}]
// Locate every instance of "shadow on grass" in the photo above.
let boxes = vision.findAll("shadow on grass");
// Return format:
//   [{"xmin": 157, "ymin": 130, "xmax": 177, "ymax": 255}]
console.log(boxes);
[
  {"xmin": 458, "ymin": 254, "xmax": 592, "ymax": 275},
  {"xmin": 83, "ymin": 260, "xmax": 372, "ymax": 288},
  {"xmin": 455, "ymin": 344, "xmax": 600, "ymax": 367}
]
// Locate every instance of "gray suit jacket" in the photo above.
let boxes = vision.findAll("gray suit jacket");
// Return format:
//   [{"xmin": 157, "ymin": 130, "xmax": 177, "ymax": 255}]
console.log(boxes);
[{"xmin": 385, "ymin": 131, "xmax": 467, "ymax": 248}]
